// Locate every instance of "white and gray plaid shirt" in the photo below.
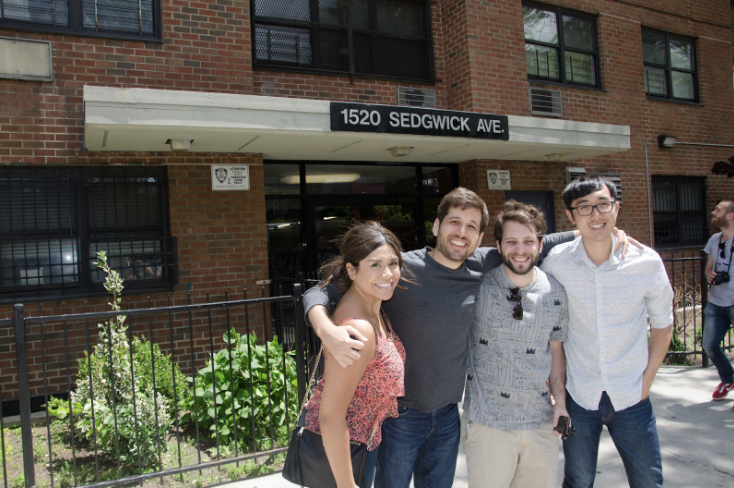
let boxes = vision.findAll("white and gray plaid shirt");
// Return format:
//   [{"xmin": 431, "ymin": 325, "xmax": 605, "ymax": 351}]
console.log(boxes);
[{"xmin": 541, "ymin": 236, "xmax": 674, "ymax": 411}]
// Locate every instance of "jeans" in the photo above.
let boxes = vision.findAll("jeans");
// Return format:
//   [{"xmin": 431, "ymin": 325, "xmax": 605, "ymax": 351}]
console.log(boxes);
[
  {"xmin": 563, "ymin": 392, "xmax": 662, "ymax": 488},
  {"xmin": 703, "ymin": 302, "xmax": 734, "ymax": 384},
  {"xmin": 364, "ymin": 448, "xmax": 377, "ymax": 488},
  {"xmin": 375, "ymin": 403, "xmax": 460, "ymax": 488}
]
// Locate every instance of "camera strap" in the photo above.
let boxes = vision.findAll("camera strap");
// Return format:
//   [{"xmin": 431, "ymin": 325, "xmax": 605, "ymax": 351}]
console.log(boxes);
[{"xmin": 716, "ymin": 234, "xmax": 734, "ymax": 274}]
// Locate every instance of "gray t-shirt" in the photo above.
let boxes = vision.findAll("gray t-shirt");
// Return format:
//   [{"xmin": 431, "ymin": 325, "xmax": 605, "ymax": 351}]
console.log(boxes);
[
  {"xmin": 303, "ymin": 232, "xmax": 574, "ymax": 413},
  {"xmin": 463, "ymin": 265, "xmax": 567, "ymax": 430},
  {"xmin": 704, "ymin": 232, "xmax": 734, "ymax": 307}
]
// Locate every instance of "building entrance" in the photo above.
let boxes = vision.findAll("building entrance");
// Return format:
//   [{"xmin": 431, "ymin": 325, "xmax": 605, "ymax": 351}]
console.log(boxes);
[{"xmin": 265, "ymin": 162, "xmax": 457, "ymax": 284}]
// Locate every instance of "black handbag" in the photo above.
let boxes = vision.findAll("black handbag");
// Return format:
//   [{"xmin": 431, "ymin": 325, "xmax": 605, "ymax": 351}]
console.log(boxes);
[
  {"xmin": 282, "ymin": 345, "xmax": 373, "ymax": 488},
  {"xmin": 282, "ymin": 415, "xmax": 367, "ymax": 488}
]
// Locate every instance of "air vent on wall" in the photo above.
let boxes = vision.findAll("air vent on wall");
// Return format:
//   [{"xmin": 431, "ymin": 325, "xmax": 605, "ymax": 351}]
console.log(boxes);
[
  {"xmin": 530, "ymin": 87, "xmax": 562, "ymax": 117},
  {"xmin": 602, "ymin": 172, "xmax": 622, "ymax": 204},
  {"xmin": 397, "ymin": 87, "xmax": 436, "ymax": 108},
  {"xmin": 566, "ymin": 167, "xmax": 586, "ymax": 185}
]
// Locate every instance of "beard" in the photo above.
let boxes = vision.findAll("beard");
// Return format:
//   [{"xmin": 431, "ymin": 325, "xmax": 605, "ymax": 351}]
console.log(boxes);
[
  {"xmin": 434, "ymin": 235, "xmax": 474, "ymax": 264},
  {"xmin": 712, "ymin": 215, "xmax": 729, "ymax": 229},
  {"xmin": 501, "ymin": 252, "xmax": 539, "ymax": 276}
]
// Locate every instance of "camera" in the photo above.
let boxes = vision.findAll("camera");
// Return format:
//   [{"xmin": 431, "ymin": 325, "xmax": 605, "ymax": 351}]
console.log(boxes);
[{"xmin": 711, "ymin": 271, "xmax": 730, "ymax": 286}]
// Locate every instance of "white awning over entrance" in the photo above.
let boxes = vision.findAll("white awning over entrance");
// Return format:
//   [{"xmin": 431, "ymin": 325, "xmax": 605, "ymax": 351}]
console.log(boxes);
[{"xmin": 83, "ymin": 86, "xmax": 630, "ymax": 163}]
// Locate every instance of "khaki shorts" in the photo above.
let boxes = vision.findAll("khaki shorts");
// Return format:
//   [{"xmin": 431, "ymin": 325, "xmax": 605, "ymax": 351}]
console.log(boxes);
[{"xmin": 461, "ymin": 410, "xmax": 560, "ymax": 488}]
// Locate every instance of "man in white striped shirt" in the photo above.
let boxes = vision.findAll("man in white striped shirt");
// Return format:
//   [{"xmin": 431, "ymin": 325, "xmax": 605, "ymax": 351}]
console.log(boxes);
[{"xmin": 541, "ymin": 175, "xmax": 673, "ymax": 488}]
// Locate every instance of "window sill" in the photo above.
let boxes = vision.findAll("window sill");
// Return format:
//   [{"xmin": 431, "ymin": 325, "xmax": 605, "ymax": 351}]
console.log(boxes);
[
  {"xmin": 528, "ymin": 79, "xmax": 606, "ymax": 94},
  {"xmin": 645, "ymin": 96, "xmax": 703, "ymax": 107},
  {"xmin": 253, "ymin": 65, "xmax": 438, "ymax": 86},
  {"xmin": 0, "ymin": 284, "xmax": 177, "ymax": 307},
  {"xmin": 0, "ymin": 22, "xmax": 163, "ymax": 43}
]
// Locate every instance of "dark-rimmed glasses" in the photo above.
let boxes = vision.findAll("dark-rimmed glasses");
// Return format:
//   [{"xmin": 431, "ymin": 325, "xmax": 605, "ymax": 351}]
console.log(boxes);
[
  {"xmin": 720, "ymin": 241, "xmax": 727, "ymax": 259},
  {"xmin": 508, "ymin": 287, "xmax": 523, "ymax": 320},
  {"xmin": 568, "ymin": 200, "xmax": 617, "ymax": 216}
]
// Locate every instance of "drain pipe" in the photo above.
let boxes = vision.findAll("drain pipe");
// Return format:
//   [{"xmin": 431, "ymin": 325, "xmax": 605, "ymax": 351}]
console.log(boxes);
[{"xmin": 644, "ymin": 143, "xmax": 653, "ymax": 246}]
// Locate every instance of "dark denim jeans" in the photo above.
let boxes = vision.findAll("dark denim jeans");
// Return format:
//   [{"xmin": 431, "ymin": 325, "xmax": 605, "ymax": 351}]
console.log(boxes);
[
  {"xmin": 375, "ymin": 403, "xmax": 460, "ymax": 488},
  {"xmin": 563, "ymin": 392, "xmax": 662, "ymax": 488},
  {"xmin": 703, "ymin": 302, "xmax": 734, "ymax": 384}
]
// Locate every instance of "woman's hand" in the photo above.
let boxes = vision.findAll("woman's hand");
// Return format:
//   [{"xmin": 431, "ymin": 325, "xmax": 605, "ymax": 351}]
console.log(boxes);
[{"xmin": 612, "ymin": 227, "xmax": 644, "ymax": 259}]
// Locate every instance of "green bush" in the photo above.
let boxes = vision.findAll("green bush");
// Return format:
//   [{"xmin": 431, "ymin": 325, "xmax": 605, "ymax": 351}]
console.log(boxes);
[
  {"xmin": 182, "ymin": 330, "xmax": 299, "ymax": 451},
  {"xmin": 47, "ymin": 251, "xmax": 187, "ymax": 471}
]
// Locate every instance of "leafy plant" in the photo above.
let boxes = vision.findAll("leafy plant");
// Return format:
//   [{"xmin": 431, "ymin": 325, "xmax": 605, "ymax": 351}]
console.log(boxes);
[
  {"xmin": 183, "ymin": 330, "xmax": 299, "ymax": 452},
  {"xmin": 47, "ymin": 251, "xmax": 187, "ymax": 471}
]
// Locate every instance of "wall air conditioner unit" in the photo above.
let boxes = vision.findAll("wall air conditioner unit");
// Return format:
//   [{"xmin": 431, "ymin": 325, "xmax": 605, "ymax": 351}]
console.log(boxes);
[
  {"xmin": 566, "ymin": 167, "xmax": 586, "ymax": 185},
  {"xmin": 530, "ymin": 87, "xmax": 562, "ymax": 117},
  {"xmin": 397, "ymin": 87, "xmax": 436, "ymax": 108}
]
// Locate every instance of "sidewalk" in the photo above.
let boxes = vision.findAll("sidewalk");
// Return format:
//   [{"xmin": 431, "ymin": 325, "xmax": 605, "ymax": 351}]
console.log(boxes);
[{"xmin": 228, "ymin": 363, "xmax": 734, "ymax": 488}]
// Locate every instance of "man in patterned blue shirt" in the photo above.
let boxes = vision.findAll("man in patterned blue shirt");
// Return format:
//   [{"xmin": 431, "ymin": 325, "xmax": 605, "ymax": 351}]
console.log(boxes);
[{"xmin": 463, "ymin": 201, "xmax": 569, "ymax": 488}]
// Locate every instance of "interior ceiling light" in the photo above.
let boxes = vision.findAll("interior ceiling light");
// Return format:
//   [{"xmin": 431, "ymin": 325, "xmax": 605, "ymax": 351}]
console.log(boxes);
[
  {"xmin": 389, "ymin": 146, "xmax": 414, "ymax": 157},
  {"xmin": 281, "ymin": 174, "xmax": 361, "ymax": 184},
  {"xmin": 166, "ymin": 138, "xmax": 193, "ymax": 151}
]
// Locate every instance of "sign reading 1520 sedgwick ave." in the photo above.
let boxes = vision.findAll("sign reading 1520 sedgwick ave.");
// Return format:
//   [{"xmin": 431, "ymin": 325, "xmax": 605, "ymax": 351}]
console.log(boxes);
[{"xmin": 330, "ymin": 102, "xmax": 509, "ymax": 140}]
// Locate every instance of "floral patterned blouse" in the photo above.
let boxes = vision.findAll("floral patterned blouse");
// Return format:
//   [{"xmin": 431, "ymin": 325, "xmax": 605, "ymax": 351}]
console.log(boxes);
[{"xmin": 305, "ymin": 310, "xmax": 405, "ymax": 450}]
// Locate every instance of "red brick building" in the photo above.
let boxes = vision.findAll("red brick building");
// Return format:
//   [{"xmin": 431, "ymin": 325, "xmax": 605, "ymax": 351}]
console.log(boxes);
[{"xmin": 1, "ymin": 0, "xmax": 733, "ymax": 399}]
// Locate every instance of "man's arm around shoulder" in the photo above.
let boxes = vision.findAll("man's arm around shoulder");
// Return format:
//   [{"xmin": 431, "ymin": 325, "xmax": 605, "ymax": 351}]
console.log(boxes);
[{"xmin": 304, "ymin": 285, "xmax": 367, "ymax": 368}]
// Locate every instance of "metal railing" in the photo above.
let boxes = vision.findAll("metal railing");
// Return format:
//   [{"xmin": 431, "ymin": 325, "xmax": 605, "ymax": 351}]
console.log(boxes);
[{"xmin": 1, "ymin": 284, "xmax": 317, "ymax": 488}]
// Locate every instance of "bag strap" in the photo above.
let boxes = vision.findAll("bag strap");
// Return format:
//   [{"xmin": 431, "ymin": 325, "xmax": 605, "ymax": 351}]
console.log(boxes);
[
  {"xmin": 293, "ymin": 343, "xmax": 324, "ymax": 429},
  {"xmin": 295, "ymin": 341, "xmax": 381, "ymax": 450}
]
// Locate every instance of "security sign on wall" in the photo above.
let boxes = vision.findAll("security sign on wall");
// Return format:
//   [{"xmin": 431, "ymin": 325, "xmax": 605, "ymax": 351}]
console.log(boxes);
[
  {"xmin": 212, "ymin": 164, "xmax": 250, "ymax": 191},
  {"xmin": 487, "ymin": 170, "xmax": 511, "ymax": 190}
]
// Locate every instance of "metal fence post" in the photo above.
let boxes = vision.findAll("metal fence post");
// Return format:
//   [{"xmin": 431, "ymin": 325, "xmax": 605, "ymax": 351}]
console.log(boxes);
[
  {"xmin": 13, "ymin": 304, "xmax": 36, "ymax": 488},
  {"xmin": 292, "ymin": 284, "xmax": 307, "ymax": 403},
  {"xmin": 700, "ymin": 249, "xmax": 709, "ymax": 368}
]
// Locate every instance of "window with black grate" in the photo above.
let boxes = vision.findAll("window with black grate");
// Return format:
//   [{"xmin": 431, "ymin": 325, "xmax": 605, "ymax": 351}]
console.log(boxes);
[
  {"xmin": 0, "ymin": 0, "xmax": 160, "ymax": 40},
  {"xmin": 253, "ymin": 0, "xmax": 433, "ymax": 81},
  {"xmin": 0, "ymin": 166, "xmax": 177, "ymax": 302},
  {"xmin": 652, "ymin": 175, "xmax": 707, "ymax": 249}
]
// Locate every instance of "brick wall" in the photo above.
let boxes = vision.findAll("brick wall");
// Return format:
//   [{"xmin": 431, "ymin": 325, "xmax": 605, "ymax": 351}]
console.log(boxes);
[{"xmin": 0, "ymin": 0, "xmax": 733, "ymax": 401}]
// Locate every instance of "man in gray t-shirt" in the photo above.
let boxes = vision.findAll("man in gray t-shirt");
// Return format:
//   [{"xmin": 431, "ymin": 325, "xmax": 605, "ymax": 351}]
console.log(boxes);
[
  {"xmin": 703, "ymin": 200, "xmax": 734, "ymax": 402},
  {"xmin": 463, "ymin": 201, "xmax": 568, "ymax": 488}
]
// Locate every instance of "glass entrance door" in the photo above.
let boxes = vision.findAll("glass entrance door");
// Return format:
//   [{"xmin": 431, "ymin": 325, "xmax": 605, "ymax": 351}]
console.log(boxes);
[{"xmin": 309, "ymin": 198, "xmax": 418, "ymax": 271}]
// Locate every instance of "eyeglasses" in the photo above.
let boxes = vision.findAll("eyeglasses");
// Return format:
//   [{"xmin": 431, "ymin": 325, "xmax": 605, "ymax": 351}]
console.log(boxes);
[
  {"xmin": 507, "ymin": 287, "xmax": 523, "ymax": 320},
  {"xmin": 720, "ymin": 241, "xmax": 727, "ymax": 259},
  {"xmin": 568, "ymin": 200, "xmax": 617, "ymax": 216}
]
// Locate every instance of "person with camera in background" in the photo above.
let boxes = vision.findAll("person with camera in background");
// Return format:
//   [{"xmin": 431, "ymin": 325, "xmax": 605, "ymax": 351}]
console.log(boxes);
[{"xmin": 703, "ymin": 200, "xmax": 734, "ymax": 405}]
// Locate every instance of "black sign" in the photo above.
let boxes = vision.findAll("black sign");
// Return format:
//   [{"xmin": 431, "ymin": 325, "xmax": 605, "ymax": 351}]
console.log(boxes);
[{"xmin": 330, "ymin": 102, "xmax": 509, "ymax": 140}]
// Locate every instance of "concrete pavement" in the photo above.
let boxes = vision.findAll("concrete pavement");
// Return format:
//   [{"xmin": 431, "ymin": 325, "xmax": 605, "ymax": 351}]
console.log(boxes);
[{"xmin": 229, "ymin": 362, "xmax": 734, "ymax": 487}]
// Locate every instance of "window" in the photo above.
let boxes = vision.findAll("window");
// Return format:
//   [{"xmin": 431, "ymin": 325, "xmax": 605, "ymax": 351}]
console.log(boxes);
[
  {"xmin": 642, "ymin": 28, "xmax": 697, "ymax": 101},
  {"xmin": 0, "ymin": 0, "xmax": 161, "ymax": 40},
  {"xmin": 253, "ymin": 0, "xmax": 433, "ymax": 81},
  {"xmin": 0, "ymin": 166, "xmax": 177, "ymax": 302},
  {"xmin": 652, "ymin": 176, "xmax": 707, "ymax": 248},
  {"xmin": 523, "ymin": 1, "xmax": 599, "ymax": 87}
]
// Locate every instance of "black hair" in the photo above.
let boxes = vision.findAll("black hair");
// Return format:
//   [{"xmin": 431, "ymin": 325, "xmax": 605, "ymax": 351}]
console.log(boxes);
[{"xmin": 562, "ymin": 174, "xmax": 617, "ymax": 210}]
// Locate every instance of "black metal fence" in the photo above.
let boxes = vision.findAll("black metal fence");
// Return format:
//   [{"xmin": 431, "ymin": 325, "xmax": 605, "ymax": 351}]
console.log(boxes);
[
  {"xmin": 0, "ymin": 253, "xmax": 732, "ymax": 488},
  {"xmin": 1, "ymin": 284, "xmax": 317, "ymax": 488}
]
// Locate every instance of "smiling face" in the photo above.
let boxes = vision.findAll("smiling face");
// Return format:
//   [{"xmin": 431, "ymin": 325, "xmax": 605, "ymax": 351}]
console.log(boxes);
[
  {"xmin": 565, "ymin": 185, "xmax": 619, "ymax": 243},
  {"xmin": 346, "ymin": 243, "xmax": 401, "ymax": 302},
  {"xmin": 497, "ymin": 220, "xmax": 542, "ymax": 278},
  {"xmin": 431, "ymin": 206, "xmax": 484, "ymax": 268}
]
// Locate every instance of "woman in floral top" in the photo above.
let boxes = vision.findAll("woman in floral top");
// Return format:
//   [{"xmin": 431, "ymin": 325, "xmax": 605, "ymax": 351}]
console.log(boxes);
[{"xmin": 305, "ymin": 221, "xmax": 412, "ymax": 488}]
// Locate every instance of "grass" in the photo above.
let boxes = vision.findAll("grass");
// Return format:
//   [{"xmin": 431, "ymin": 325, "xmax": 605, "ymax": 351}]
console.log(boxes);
[{"xmin": 0, "ymin": 420, "xmax": 288, "ymax": 488}]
